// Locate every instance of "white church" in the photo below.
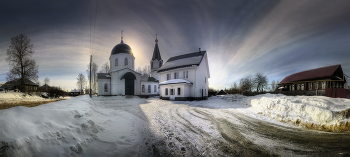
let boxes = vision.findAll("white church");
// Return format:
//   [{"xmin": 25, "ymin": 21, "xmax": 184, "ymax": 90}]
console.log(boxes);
[{"xmin": 97, "ymin": 34, "xmax": 210, "ymax": 100}]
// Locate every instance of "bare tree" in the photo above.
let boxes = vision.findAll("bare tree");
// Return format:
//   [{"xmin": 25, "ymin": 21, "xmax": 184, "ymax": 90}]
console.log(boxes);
[
  {"xmin": 77, "ymin": 73, "xmax": 86, "ymax": 94},
  {"xmin": 271, "ymin": 80, "xmax": 276, "ymax": 92},
  {"xmin": 6, "ymin": 33, "xmax": 39, "ymax": 92},
  {"xmin": 99, "ymin": 62, "xmax": 109, "ymax": 73},
  {"xmin": 87, "ymin": 62, "xmax": 98, "ymax": 94},
  {"xmin": 142, "ymin": 65, "xmax": 151, "ymax": 77},
  {"xmin": 44, "ymin": 77, "xmax": 50, "ymax": 85},
  {"xmin": 136, "ymin": 67, "xmax": 142, "ymax": 74},
  {"xmin": 254, "ymin": 72, "xmax": 268, "ymax": 92},
  {"xmin": 239, "ymin": 75, "xmax": 254, "ymax": 94}
]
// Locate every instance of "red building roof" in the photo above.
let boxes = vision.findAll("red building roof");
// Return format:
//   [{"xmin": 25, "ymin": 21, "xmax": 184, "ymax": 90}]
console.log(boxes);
[{"xmin": 280, "ymin": 65, "xmax": 341, "ymax": 83}]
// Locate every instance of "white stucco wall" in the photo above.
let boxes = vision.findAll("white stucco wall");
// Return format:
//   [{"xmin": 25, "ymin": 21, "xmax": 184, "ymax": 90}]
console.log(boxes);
[
  {"xmin": 140, "ymin": 82, "xmax": 159, "ymax": 95},
  {"xmin": 195, "ymin": 54, "xmax": 209, "ymax": 98},
  {"xmin": 109, "ymin": 68, "xmax": 141, "ymax": 96},
  {"xmin": 158, "ymin": 53, "xmax": 210, "ymax": 99},
  {"xmin": 110, "ymin": 53, "xmax": 135, "ymax": 72},
  {"xmin": 97, "ymin": 79, "xmax": 111, "ymax": 96}
]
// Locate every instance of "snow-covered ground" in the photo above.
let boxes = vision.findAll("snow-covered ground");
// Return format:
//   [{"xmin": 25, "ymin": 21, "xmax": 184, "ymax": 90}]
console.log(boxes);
[{"xmin": 1, "ymin": 94, "xmax": 350, "ymax": 156}]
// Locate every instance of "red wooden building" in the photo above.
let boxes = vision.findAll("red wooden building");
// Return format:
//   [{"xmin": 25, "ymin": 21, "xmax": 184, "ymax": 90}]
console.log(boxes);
[{"xmin": 278, "ymin": 65, "xmax": 349, "ymax": 98}]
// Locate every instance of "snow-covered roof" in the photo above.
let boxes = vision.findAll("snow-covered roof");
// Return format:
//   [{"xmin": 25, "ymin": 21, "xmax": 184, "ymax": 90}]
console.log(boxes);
[
  {"xmin": 158, "ymin": 51, "xmax": 206, "ymax": 72},
  {"xmin": 159, "ymin": 79, "xmax": 192, "ymax": 85},
  {"xmin": 97, "ymin": 73, "xmax": 110, "ymax": 79},
  {"xmin": 109, "ymin": 67, "xmax": 142, "ymax": 75}
]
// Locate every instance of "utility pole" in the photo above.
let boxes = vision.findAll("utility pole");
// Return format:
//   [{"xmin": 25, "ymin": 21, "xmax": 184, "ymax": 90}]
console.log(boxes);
[{"xmin": 90, "ymin": 55, "xmax": 92, "ymax": 98}]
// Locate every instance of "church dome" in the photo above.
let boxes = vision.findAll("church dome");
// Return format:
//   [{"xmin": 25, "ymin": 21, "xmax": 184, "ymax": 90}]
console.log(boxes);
[{"xmin": 111, "ymin": 41, "xmax": 133, "ymax": 55}]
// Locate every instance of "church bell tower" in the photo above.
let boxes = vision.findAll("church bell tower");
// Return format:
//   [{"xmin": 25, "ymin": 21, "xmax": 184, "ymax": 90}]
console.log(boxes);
[{"xmin": 150, "ymin": 34, "xmax": 163, "ymax": 80}]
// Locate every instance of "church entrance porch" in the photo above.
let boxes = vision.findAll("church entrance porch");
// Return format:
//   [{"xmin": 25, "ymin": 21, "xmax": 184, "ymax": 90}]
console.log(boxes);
[
  {"xmin": 121, "ymin": 72, "xmax": 136, "ymax": 95},
  {"xmin": 125, "ymin": 79, "xmax": 134, "ymax": 95}
]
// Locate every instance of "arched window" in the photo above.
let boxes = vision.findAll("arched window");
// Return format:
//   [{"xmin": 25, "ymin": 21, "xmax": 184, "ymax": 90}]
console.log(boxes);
[
  {"xmin": 142, "ymin": 85, "xmax": 145, "ymax": 92},
  {"xmin": 154, "ymin": 85, "xmax": 157, "ymax": 92},
  {"xmin": 148, "ymin": 85, "xmax": 151, "ymax": 93},
  {"xmin": 124, "ymin": 58, "xmax": 128, "ymax": 66},
  {"xmin": 104, "ymin": 83, "xmax": 108, "ymax": 92},
  {"xmin": 115, "ymin": 58, "xmax": 118, "ymax": 66}
]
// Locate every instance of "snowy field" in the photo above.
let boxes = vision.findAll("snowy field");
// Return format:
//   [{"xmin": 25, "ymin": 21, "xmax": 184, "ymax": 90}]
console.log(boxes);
[{"xmin": 1, "ymin": 94, "xmax": 350, "ymax": 156}]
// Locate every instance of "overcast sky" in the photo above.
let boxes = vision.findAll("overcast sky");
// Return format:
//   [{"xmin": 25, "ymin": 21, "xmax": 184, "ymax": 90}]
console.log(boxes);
[{"xmin": 1, "ymin": 0, "xmax": 350, "ymax": 90}]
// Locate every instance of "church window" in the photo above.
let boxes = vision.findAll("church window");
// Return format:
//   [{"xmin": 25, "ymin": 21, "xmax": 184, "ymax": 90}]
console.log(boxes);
[
  {"xmin": 177, "ymin": 88, "xmax": 181, "ymax": 95},
  {"xmin": 154, "ymin": 85, "xmax": 157, "ymax": 92},
  {"xmin": 183, "ymin": 71, "xmax": 188, "ymax": 78},
  {"xmin": 142, "ymin": 85, "xmax": 145, "ymax": 92},
  {"xmin": 167, "ymin": 74, "xmax": 171, "ymax": 80},
  {"xmin": 148, "ymin": 85, "xmax": 151, "ymax": 93},
  {"xmin": 322, "ymin": 81, "xmax": 326, "ymax": 89},
  {"xmin": 309, "ymin": 83, "xmax": 312, "ymax": 90},
  {"xmin": 165, "ymin": 88, "xmax": 168, "ymax": 95},
  {"xmin": 115, "ymin": 58, "xmax": 118, "ymax": 66},
  {"xmin": 104, "ymin": 83, "xmax": 108, "ymax": 92},
  {"xmin": 124, "ymin": 58, "xmax": 128, "ymax": 66},
  {"xmin": 174, "ymin": 72, "xmax": 179, "ymax": 79}
]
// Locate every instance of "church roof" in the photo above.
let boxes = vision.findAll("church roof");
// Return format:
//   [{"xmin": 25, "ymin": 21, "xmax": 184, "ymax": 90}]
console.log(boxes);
[
  {"xmin": 147, "ymin": 77, "xmax": 158, "ymax": 82},
  {"xmin": 97, "ymin": 73, "xmax": 111, "ymax": 79},
  {"xmin": 151, "ymin": 36, "xmax": 162, "ymax": 61},
  {"xmin": 158, "ymin": 51, "xmax": 206, "ymax": 72},
  {"xmin": 280, "ymin": 64, "xmax": 343, "ymax": 83},
  {"xmin": 159, "ymin": 79, "xmax": 192, "ymax": 85},
  {"xmin": 111, "ymin": 40, "xmax": 133, "ymax": 56}
]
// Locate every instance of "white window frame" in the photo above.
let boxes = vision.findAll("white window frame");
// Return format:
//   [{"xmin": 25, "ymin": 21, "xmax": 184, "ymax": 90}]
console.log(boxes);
[
  {"xmin": 142, "ymin": 85, "xmax": 145, "ymax": 92},
  {"xmin": 322, "ymin": 81, "xmax": 326, "ymax": 89},
  {"xmin": 124, "ymin": 58, "xmax": 128, "ymax": 66},
  {"xmin": 315, "ymin": 82, "xmax": 319, "ymax": 90},
  {"xmin": 154, "ymin": 85, "xmax": 157, "ymax": 92},
  {"xmin": 165, "ymin": 88, "xmax": 168, "ymax": 95},
  {"xmin": 309, "ymin": 82, "xmax": 312, "ymax": 90},
  {"xmin": 167, "ymin": 74, "xmax": 171, "ymax": 80},
  {"xmin": 174, "ymin": 72, "xmax": 179, "ymax": 79},
  {"xmin": 301, "ymin": 84, "xmax": 304, "ymax": 90}
]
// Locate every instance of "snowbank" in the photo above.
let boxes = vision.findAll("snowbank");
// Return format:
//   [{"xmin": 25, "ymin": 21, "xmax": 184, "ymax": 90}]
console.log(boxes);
[
  {"xmin": 0, "ymin": 95, "xmax": 153, "ymax": 156},
  {"xmin": 246, "ymin": 94, "xmax": 350, "ymax": 132}
]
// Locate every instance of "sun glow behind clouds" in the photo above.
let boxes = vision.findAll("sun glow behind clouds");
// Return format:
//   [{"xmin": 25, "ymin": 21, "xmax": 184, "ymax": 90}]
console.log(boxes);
[{"xmin": 1, "ymin": 0, "xmax": 350, "ymax": 90}]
